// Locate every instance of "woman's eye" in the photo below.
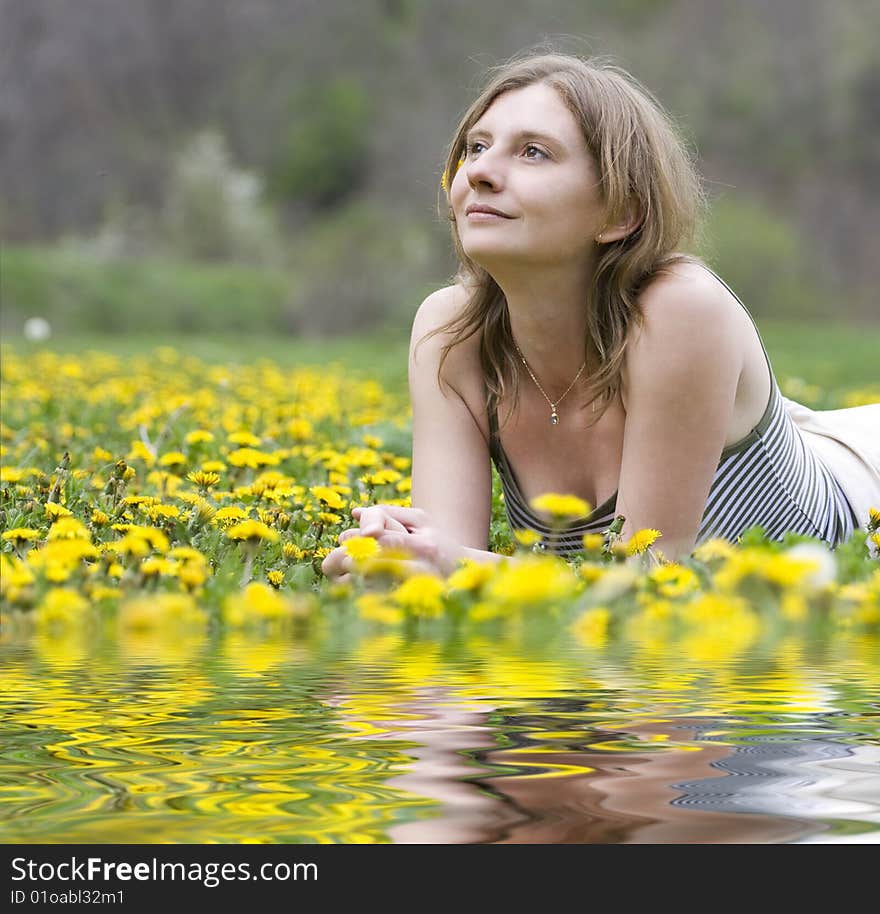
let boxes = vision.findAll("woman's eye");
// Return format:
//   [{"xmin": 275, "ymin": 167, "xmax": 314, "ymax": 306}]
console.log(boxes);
[{"xmin": 465, "ymin": 141, "xmax": 547, "ymax": 159}]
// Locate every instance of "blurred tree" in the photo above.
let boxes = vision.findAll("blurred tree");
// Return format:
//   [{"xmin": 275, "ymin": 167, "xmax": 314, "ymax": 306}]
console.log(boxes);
[{"xmin": 267, "ymin": 78, "xmax": 373, "ymax": 211}]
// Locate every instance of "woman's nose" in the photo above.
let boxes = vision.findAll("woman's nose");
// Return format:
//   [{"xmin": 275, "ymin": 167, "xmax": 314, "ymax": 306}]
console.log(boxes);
[{"xmin": 466, "ymin": 151, "xmax": 504, "ymax": 189}]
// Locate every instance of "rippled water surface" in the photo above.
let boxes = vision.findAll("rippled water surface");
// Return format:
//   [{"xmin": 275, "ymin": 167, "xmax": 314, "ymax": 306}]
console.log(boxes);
[{"xmin": 2, "ymin": 625, "xmax": 878, "ymax": 844}]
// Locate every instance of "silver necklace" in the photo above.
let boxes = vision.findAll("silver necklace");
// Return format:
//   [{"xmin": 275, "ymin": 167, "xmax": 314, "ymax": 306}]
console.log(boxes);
[{"xmin": 513, "ymin": 338, "xmax": 589, "ymax": 425}]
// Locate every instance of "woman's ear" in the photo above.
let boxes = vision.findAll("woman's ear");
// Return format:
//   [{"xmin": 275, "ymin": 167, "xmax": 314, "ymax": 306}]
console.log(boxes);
[{"xmin": 595, "ymin": 203, "xmax": 643, "ymax": 243}]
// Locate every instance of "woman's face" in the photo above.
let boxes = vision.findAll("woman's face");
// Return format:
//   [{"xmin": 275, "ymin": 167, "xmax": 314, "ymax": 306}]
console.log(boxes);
[{"xmin": 449, "ymin": 82, "xmax": 606, "ymax": 269}]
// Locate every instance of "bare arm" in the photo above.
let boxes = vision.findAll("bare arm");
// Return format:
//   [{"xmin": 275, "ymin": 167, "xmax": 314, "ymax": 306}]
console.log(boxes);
[
  {"xmin": 407, "ymin": 285, "xmax": 493, "ymax": 550},
  {"xmin": 616, "ymin": 271, "xmax": 743, "ymax": 561}
]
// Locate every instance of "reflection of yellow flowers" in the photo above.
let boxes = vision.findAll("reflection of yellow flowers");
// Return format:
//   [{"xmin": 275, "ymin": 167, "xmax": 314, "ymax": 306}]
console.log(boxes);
[
  {"xmin": 222, "ymin": 582, "xmax": 308, "ymax": 627},
  {"xmin": 118, "ymin": 592, "xmax": 206, "ymax": 632},
  {"xmin": 625, "ymin": 528, "xmax": 662, "ymax": 556},
  {"xmin": 572, "ymin": 607, "xmax": 612, "ymax": 646},
  {"xmin": 530, "ymin": 493, "xmax": 591, "ymax": 520},
  {"xmin": 35, "ymin": 588, "xmax": 91, "ymax": 628}
]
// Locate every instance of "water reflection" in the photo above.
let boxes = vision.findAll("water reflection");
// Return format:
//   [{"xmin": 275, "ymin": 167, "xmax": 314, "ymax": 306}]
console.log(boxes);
[{"xmin": 1, "ymin": 626, "xmax": 878, "ymax": 843}]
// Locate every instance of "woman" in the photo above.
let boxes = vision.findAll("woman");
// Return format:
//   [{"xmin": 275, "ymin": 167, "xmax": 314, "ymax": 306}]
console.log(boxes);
[{"xmin": 322, "ymin": 51, "xmax": 879, "ymax": 583}]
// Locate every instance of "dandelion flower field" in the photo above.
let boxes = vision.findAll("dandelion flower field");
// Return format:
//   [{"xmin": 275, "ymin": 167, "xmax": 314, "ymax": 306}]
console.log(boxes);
[{"xmin": 2, "ymin": 343, "xmax": 879, "ymax": 844}]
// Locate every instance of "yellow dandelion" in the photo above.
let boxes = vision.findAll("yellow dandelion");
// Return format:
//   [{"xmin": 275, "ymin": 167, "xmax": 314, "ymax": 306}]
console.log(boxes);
[
  {"xmin": 267, "ymin": 570, "xmax": 285, "ymax": 588},
  {"xmin": 187, "ymin": 470, "xmax": 221, "ymax": 489},
  {"xmin": 625, "ymin": 528, "xmax": 662, "ymax": 556},
  {"xmin": 46, "ymin": 518, "xmax": 91, "ymax": 541},
  {"xmin": 228, "ymin": 431, "xmax": 263, "ymax": 447},
  {"xmin": 44, "ymin": 502, "xmax": 73, "ymax": 520},
  {"xmin": 647, "ymin": 563, "xmax": 700, "ymax": 598},
  {"xmin": 282, "ymin": 542, "xmax": 306, "ymax": 562},
  {"xmin": 582, "ymin": 533, "xmax": 605, "ymax": 552},
  {"xmin": 2, "ymin": 527, "xmax": 41, "ymax": 545},
  {"xmin": 158, "ymin": 451, "xmax": 187, "ymax": 468},
  {"xmin": 513, "ymin": 528, "xmax": 543, "ymax": 547},
  {"xmin": 223, "ymin": 582, "xmax": 289, "ymax": 625},
  {"xmin": 529, "ymin": 492, "xmax": 591, "ymax": 520},
  {"xmin": 144, "ymin": 504, "xmax": 181, "ymax": 522},
  {"xmin": 693, "ymin": 538, "xmax": 736, "ymax": 563},
  {"xmin": 185, "ymin": 429, "xmax": 215, "ymax": 445},
  {"xmin": 486, "ymin": 555, "xmax": 579, "ymax": 607},
  {"xmin": 212, "ymin": 506, "xmax": 249, "ymax": 526},
  {"xmin": 226, "ymin": 520, "xmax": 280, "ymax": 544},
  {"xmin": 227, "ymin": 447, "xmax": 279, "ymax": 469},
  {"xmin": 310, "ymin": 485, "xmax": 347, "ymax": 510},
  {"xmin": 90, "ymin": 509, "xmax": 109, "ymax": 526},
  {"xmin": 342, "ymin": 536, "xmax": 381, "ymax": 562},
  {"xmin": 446, "ymin": 559, "xmax": 495, "ymax": 592},
  {"xmin": 355, "ymin": 593, "xmax": 404, "ymax": 625},
  {"xmin": 392, "ymin": 574, "xmax": 446, "ymax": 617}
]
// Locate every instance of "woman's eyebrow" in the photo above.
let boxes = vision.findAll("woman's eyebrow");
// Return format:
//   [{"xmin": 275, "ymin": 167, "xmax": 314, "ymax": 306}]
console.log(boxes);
[{"xmin": 465, "ymin": 127, "xmax": 565, "ymax": 148}]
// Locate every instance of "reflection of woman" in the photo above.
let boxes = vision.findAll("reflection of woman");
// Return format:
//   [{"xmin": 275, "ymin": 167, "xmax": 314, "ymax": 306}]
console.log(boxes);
[{"xmin": 323, "ymin": 50, "xmax": 879, "ymax": 582}]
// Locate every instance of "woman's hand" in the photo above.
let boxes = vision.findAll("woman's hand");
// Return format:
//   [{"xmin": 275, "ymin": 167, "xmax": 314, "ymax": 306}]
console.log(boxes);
[{"xmin": 321, "ymin": 505, "xmax": 467, "ymax": 583}]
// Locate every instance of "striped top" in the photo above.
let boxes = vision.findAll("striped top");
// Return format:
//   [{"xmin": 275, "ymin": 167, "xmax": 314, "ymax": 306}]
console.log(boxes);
[{"xmin": 487, "ymin": 269, "xmax": 858, "ymax": 553}]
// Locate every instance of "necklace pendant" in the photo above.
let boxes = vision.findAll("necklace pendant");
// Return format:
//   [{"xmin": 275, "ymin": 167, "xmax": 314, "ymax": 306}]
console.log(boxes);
[{"xmin": 550, "ymin": 411, "xmax": 559, "ymax": 426}]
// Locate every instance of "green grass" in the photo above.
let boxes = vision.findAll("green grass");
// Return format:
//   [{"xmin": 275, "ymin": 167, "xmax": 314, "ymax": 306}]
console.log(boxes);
[{"xmin": 4, "ymin": 318, "xmax": 878, "ymax": 405}]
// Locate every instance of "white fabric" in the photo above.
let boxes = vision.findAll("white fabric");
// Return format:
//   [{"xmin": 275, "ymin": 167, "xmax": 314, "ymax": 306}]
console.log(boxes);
[{"xmin": 780, "ymin": 397, "xmax": 880, "ymax": 531}]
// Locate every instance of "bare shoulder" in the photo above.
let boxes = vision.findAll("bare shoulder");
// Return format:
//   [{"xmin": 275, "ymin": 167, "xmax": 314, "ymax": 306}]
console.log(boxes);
[
  {"xmin": 627, "ymin": 261, "xmax": 738, "ymax": 351},
  {"xmin": 409, "ymin": 282, "xmax": 480, "ymax": 397},
  {"xmin": 623, "ymin": 260, "xmax": 743, "ymax": 396},
  {"xmin": 635, "ymin": 259, "xmax": 730, "ymax": 322}
]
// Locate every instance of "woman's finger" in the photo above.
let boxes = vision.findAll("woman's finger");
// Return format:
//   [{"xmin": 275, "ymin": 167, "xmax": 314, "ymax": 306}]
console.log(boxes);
[
  {"xmin": 321, "ymin": 545, "xmax": 353, "ymax": 579},
  {"xmin": 352, "ymin": 505, "xmax": 410, "ymax": 536},
  {"xmin": 353, "ymin": 504, "xmax": 429, "ymax": 531}
]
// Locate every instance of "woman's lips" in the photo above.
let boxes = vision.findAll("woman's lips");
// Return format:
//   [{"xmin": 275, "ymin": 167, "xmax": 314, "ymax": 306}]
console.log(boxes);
[{"xmin": 466, "ymin": 211, "xmax": 511, "ymax": 221}]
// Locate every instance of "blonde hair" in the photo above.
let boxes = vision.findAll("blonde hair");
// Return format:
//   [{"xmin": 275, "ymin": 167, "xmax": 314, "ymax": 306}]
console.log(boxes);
[{"xmin": 421, "ymin": 50, "xmax": 708, "ymax": 431}]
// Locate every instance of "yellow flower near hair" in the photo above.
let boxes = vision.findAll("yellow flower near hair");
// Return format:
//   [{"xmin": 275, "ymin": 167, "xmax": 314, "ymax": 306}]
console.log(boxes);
[
  {"xmin": 529, "ymin": 492, "xmax": 591, "ymax": 519},
  {"xmin": 625, "ymin": 528, "xmax": 662, "ymax": 556}
]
